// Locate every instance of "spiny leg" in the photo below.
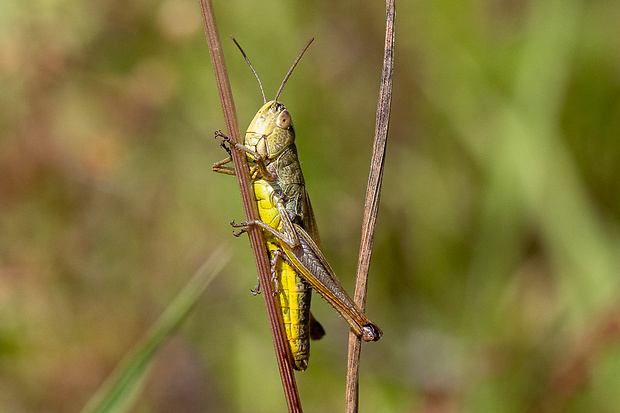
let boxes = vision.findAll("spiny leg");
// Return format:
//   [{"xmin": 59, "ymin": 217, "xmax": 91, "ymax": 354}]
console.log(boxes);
[
  {"xmin": 275, "ymin": 245, "xmax": 299, "ymax": 269},
  {"xmin": 269, "ymin": 248, "xmax": 283, "ymax": 296},
  {"xmin": 268, "ymin": 244, "xmax": 305, "ymax": 296}
]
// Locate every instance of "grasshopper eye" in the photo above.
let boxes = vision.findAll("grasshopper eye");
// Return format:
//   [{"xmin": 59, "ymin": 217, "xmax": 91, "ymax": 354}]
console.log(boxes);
[{"xmin": 276, "ymin": 110, "xmax": 292, "ymax": 129}]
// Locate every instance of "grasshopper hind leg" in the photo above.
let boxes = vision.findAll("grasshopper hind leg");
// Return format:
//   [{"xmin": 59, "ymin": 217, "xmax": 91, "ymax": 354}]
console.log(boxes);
[{"xmin": 250, "ymin": 278, "xmax": 261, "ymax": 296}]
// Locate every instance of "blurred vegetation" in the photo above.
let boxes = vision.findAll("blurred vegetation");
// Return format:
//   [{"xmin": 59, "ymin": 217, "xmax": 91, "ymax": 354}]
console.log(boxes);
[{"xmin": 1, "ymin": 0, "xmax": 620, "ymax": 412}]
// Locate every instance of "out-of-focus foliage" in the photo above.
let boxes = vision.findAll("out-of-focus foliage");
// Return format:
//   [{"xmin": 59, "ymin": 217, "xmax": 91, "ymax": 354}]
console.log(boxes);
[
  {"xmin": 1, "ymin": 0, "xmax": 619, "ymax": 412},
  {"xmin": 79, "ymin": 249, "xmax": 227, "ymax": 413}
]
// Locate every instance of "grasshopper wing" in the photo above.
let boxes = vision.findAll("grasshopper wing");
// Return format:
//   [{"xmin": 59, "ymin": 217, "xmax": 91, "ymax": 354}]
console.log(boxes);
[
  {"xmin": 301, "ymin": 188, "xmax": 321, "ymax": 247},
  {"xmin": 283, "ymin": 223, "xmax": 382, "ymax": 342}
]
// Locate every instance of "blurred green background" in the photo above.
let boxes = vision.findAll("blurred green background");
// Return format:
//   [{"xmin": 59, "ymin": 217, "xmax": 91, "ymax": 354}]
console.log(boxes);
[{"xmin": 2, "ymin": 0, "xmax": 620, "ymax": 411}]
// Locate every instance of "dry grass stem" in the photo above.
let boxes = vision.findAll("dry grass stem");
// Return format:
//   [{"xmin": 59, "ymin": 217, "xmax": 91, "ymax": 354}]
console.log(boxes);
[
  {"xmin": 199, "ymin": 1, "xmax": 302, "ymax": 411},
  {"xmin": 345, "ymin": 0, "xmax": 395, "ymax": 411}
]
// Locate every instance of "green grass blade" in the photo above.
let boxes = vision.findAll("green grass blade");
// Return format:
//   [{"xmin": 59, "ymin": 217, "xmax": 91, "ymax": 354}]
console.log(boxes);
[{"xmin": 81, "ymin": 247, "xmax": 231, "ymax": 413}]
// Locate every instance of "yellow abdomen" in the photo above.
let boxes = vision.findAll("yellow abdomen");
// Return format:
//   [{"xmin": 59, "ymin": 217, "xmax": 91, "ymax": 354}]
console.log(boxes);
[{"xmin": 253, "ymin": 179, "xmax": 312, "ymax": 371}]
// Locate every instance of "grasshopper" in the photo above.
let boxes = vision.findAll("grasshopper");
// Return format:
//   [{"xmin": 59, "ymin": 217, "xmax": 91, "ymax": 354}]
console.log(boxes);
[{"xmin": 213, "ymin": 38, "xmax": 381, "ymax": 370}]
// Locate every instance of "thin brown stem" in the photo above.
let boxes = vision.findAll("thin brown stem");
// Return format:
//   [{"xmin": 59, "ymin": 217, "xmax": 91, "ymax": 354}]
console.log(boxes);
[
  {"xmin": 199, "ymin": 1, "xmax": 302, "ymax": 411},
  {"xmin": 345, "ymin": 0, "xmax": 395, "ymax": 411}
]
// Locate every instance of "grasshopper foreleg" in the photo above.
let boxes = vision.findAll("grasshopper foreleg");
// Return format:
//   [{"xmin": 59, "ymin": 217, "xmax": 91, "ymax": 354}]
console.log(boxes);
[
  {"xmin": 214, "ymin": 130, "xmax": 234, "ymax": 155},
  {"xmin": 212, "ymin": 157, "xmax": 235, "ymax": 175},
  {"xmin": 212, "ymin": 131, "xmax": 237, "ymax": 175},
  {"xmin": 214, "ymin": 132, "xmax": 276, "ymax": 181},
  {"xmin": 215, "ymin": 130, "xmax": 256, "ymax": 158}
]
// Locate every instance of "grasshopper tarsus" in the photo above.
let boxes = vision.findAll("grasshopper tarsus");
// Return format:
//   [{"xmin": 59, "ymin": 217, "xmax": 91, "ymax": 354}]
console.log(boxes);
[
  {"xmin": 251, "ymin": 279, "xmax": 261, "ymax": 296},
  {"xmin": 214, "ymin": 130, "xmax": 229, "ymax": 141},
  {"xmin": 214, "ymin": 130, "xmax": 233, "ymax": 155},
  {"xmin": 230, "ymin": 219, "xmax": 250, "ymax": 228},
  {"xmin": 231, "ymin": 220, "xmax": 252, "ymax": 237},
  {"xmin": 232, "ymin": 228, "xmax": 248, "ymax": 237}
]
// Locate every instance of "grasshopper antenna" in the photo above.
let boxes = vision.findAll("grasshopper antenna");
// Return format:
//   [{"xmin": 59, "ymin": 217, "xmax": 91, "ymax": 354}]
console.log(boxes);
[
  {"xmin": 231, "ymin": 36, "xmax": 266, "ymax": 104},
  {"xmin": 274, "ymin": 38, "xmax": 314, "ymax": 103}
]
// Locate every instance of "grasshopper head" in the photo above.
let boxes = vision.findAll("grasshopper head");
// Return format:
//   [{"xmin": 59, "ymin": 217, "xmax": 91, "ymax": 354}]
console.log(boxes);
[{"xmin": 246, "ymin": 100, "xmax": 295, "ymax": 161}]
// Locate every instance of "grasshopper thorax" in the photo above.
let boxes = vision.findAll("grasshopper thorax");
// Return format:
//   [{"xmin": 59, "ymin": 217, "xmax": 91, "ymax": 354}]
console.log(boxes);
[{"xmin": 245, "ymin": 100, "xmax": 295, "ymax": 161}]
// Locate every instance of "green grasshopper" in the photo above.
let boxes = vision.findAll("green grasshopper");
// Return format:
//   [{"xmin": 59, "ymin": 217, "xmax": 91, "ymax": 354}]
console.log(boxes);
[{"xmin": 213, "ymin": 38, "xmax": 381, "ymax": 370}]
